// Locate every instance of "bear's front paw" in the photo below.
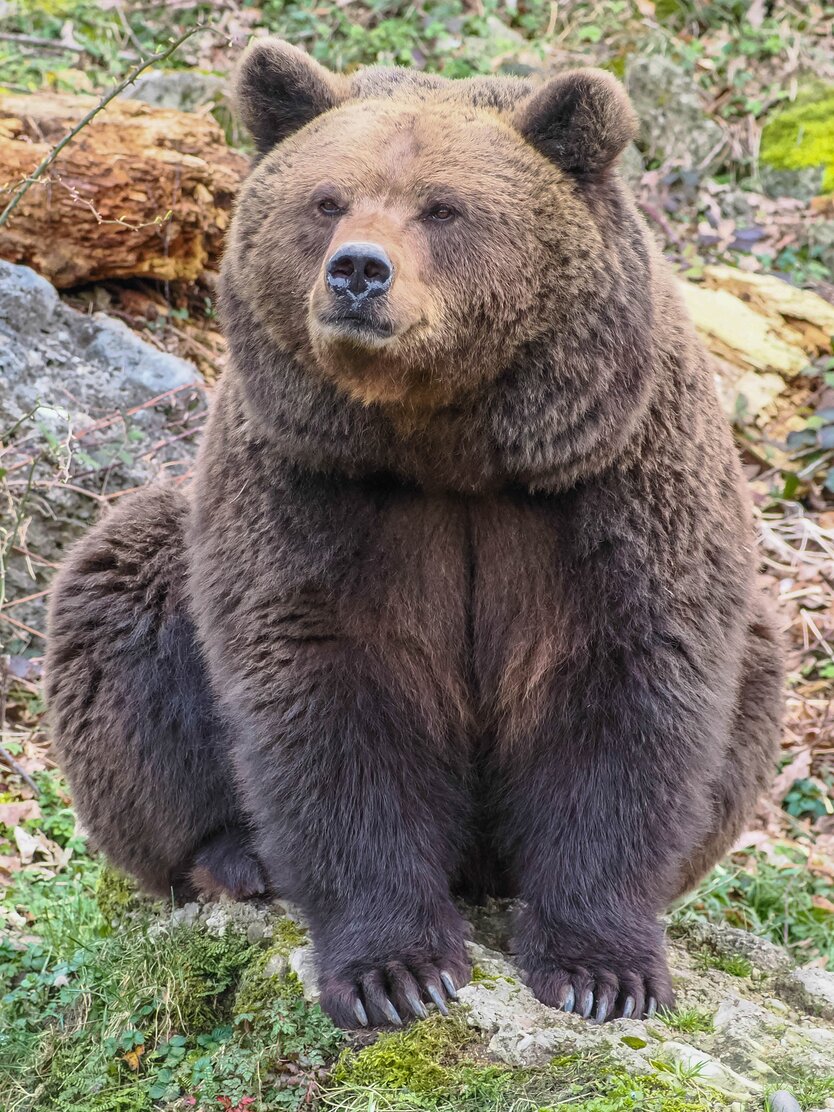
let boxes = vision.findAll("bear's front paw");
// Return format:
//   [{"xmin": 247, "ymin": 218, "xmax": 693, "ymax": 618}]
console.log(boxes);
[
  {"xmin": 319, "ymin": 948, "xmax": 471, "ymax": 1030},
  {"xmin": 520, "ymin": 918, "xmax": 674, "ymax": 1024}
]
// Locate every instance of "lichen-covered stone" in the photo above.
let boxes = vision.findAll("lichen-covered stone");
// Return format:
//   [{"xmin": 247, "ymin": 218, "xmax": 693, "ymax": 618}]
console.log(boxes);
[
  {"xmin": 657, "ymin": 1041, "xmax": 762, "ymax": 1099},
  {"xmin": 625, "ymin": 54, "xmax": 724, "ymax": 167},
  {"xmin": 674, "ymin": 919, "xmax": 793, "ymax": 976},
  {"xmin": 0, "ymin": 260, "xmax": 207, "ymax": 645},
  {"xmin": 760, "ymin": 85, "xmax": 834, "ymax": 198},
  {"xmin": 780, "ymin": 967, "xmax": 834, "ymax": 1020}
]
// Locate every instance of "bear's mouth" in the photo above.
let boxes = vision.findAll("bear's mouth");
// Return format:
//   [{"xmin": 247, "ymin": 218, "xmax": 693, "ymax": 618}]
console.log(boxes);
[{"xmin": 316, "ymin": 308, "xmax": 398, "ymax": 345}]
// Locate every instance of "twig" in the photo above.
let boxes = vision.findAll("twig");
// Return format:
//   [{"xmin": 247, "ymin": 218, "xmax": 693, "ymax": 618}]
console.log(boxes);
[
  {"xmin": 0, "ymin": 31, "xmax": 86, "ymax": 53},
  {"xmin": 0, "ymin": 24, "xmax": 224, "ymax": 228},
  {"xmin": 0, "ymin": 587, "xmax": 50, "ymax": 611},
  {"xmin": 0, "ymin": 746, "xmax": 41, "ymax": 796},
  {"xmin": 0, "ymin": 612, "xmax": 46, "ymax": 640}
]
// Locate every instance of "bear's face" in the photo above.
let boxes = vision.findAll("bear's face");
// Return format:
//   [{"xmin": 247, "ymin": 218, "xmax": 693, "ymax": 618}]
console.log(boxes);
[{"xmin": 226, "ymin": 41, "xmax": 639, "ymax": 413}]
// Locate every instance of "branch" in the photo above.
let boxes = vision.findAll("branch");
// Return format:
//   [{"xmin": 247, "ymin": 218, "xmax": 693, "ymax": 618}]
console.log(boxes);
[{"xmin": 0, "ymin": 24, "xmax": 225, "ymax": 229}]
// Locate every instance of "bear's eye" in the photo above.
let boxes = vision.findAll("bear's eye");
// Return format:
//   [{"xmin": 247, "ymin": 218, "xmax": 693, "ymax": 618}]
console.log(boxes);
[
  {"xmin": 426, "ymin": 203, "xmax": 457, "ymax": 223},
  {"xmin": 318, "ymin": 198, "xmax": 343, "ymax": 216}
]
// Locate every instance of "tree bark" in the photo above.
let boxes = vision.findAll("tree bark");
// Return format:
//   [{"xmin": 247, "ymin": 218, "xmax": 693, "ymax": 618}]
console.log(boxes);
[{"xmin": 0, "ymin": 91, "xmax": 248, "ymax": 287}]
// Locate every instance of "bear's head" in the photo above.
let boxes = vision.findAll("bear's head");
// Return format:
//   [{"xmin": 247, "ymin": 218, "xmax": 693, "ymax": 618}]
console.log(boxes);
[{"xmin": 223, "ymin": 40, "xmax": 648, "ymax": 424}]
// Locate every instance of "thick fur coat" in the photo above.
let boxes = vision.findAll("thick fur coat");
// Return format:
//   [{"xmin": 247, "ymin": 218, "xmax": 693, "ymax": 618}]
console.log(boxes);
[{"xmin": 47, "ymin": 41, "xmax": 784, "ymax": 1029}]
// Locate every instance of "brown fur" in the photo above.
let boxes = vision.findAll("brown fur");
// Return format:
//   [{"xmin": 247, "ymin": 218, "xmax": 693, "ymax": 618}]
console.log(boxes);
[{"xmin": 47, "ymin": 41, "xmax": 784, "ymax": 1029}]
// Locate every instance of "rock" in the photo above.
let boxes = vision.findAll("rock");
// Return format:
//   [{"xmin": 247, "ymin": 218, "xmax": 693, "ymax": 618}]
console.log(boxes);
[
  {"xmin": 133, "ymin": 893, "xmax": 834, "ymax": 1105},
  {"xmin": 289, "ymin": 944, "xmax": 319, "ymax": 1002},
  {"xmin": 769, "ymin": 1093, "xmax": 803, "ymax": 1112},
  {"xmin": 0, "ymin": 261, "xmax": 207, "ymax": 647},
  {"xmin": 459, "ymin": 16, "xmax": 543, "ymax": 75},
  {"xmin": 760, "ymin": 84, "xmax": 834, "ymax": 199},
  {"xmin": 626, "ymin": 54, "xmax": 724, "ymax": 168},
  {"xmin": 264, "ymin": 951, "xmax": 289, "ymax": 979},
  {"xmin": 126, "ymin": 69, "xmax": 226, "ymax": 114},
  {"xmin": 760, "ymin": 165, "xmax": 826, "ymax": 203},
  {"xmin": 201, "ymin": 899, "xmax": 272, "ymax": 938},
  {"xmin": 673, "ymin": 918, "xmax": 793, "ymax": 974},
  {"xmin": 780, "ymin": 967, "xmax": 834, "ymax": 1020},
  {"xmin": 709, "ymin": 995, "xmax": 782, "ymax": 1078},
  {"xmin": 657, "ymin": 1042, "xmax": 761, "ymax": 1099},
  {"xmin": 619, "ymin": 142, "xmax": 645, "ymax": 190},
  {"xmin": 713, "ymin": 994, "xmax": 780, "ymax": 1038},
  {"xmin": 246, "ymin": 920, "xmax": 267, "ymax": 945}
]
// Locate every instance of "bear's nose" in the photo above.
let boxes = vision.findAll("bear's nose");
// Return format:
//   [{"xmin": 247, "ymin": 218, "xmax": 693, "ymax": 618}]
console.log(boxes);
[{"xmin": 326, "ymin": 243, "xmax": 393, "ymax": 300}]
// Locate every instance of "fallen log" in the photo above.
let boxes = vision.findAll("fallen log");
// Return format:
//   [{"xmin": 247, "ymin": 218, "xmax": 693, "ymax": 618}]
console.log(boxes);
[{"xmin": 0, "ymin": 91, "xmax": 248, "ymax": 287}]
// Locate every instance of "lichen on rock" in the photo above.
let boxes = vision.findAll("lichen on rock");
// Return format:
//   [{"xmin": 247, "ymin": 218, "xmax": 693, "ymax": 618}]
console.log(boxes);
[{"xmin": 760, "ymin": 85, "xmax": 834, "ymax": 199}]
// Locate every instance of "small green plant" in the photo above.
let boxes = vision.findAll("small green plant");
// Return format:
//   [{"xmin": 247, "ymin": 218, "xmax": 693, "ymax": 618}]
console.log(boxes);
[
  {"xmin": 696, "ymin": 949, "xmax": 754, "ymax": 977},
  {"xmin": 663, "ymin": 1007, "xmax": 715, "ymax": 1034},
  {"xmin": 673, "ymin": 849, "xmax": 834, "ymax": 967}
]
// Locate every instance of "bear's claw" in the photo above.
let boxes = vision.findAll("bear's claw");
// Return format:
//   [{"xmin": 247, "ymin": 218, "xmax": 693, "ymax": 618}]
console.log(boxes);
[
  {"xmin": 427, "ymin": 983, "xmax": 448, "ymax": 1016},
  {"xmin": 528, "ymin": 961, "xmax": 672, "ymax": 1024},
  {"xmin": 440, "ymin": 971, "xmax": 458, "ymax": 999},
  {"xmin": 321, "ymin": 954, "xmax": 468, "ymax": 1029}
]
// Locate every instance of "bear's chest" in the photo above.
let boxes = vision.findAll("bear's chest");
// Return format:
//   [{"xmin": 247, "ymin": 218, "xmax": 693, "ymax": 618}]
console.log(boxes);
[{"xmin": 338, "ymin": 491, "xmax": 571, "ymax": 733}]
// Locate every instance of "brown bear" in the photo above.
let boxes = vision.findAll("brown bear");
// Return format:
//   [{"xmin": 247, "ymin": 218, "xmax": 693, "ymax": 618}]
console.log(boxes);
[{"xmin": 46, "ymin": 39, "xmax": 784, "ymax": 1029}]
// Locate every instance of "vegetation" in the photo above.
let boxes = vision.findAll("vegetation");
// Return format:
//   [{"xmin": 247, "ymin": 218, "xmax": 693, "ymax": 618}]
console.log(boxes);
[{"xmin": 2, "ymin": 0, "xmax": 834, "ymax": 1108}]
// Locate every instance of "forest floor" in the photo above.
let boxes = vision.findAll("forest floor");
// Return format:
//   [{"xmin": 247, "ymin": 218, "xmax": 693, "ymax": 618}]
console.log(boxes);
[{"xmin": 2, "ymin": 0, "xmax": 834, "ymax": 1109}]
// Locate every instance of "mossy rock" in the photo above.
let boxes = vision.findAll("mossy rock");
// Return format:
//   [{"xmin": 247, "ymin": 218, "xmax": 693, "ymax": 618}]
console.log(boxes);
[{"xmin": 760, "ymin": 85, "xmax": 834, "ymax": 199}]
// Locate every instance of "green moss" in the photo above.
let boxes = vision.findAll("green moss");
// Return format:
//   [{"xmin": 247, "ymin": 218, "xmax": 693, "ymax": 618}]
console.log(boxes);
[
  {"xmin": 760, "ymin": 86, "xmax": 834, "ymax": 192},
  {"xmin": 271, "ymin": 914, "xmax": 308, "ymax": 953},
  {"xmin": 331, "ymin": 1014, "xmax": 476, "ymax": 1094},
  {"xmin": 233, "ymin": 946, "xmax": 299, "ymax": 1022},
  {"xmin": 469, "ymin": 964, "xmax": 516, "ymax": 987},
  {"xmin": 325, "ymin": 1034, "xmax": 725, "ymax": 1112},
  {"xmin": 95, "ymin": 866, "xmax": 143, "ymax": 927}
]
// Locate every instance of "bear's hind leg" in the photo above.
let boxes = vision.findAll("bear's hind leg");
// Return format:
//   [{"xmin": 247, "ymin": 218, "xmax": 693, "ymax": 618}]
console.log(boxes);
[
  {"xmin": 675, "ymin": 611, "xmax": 784, "ymax": 897},
  {"xmin": 180, "ymin": 826, "xmax": 268, "ymax": 901},
  {"xmin": 47, "ymin": 486, "xmax": 263, "ymax": 900}
]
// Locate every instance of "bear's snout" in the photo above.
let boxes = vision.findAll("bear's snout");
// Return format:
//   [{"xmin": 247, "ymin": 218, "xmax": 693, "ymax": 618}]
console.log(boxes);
[{"xmin": 326, "ymin": 242, "xmax": 394, "ymax": 301}]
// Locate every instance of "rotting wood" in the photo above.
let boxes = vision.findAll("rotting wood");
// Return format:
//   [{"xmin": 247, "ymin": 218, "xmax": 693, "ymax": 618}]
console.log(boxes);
[{"xmin": 0, "ymin": 91, "xmax": 248, "ymax": 287}]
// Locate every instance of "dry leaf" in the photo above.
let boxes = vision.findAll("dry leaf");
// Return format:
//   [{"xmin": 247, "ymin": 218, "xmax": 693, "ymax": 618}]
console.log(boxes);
[
  {"xmin": 747, "ymin": 0, "xmax": 766, "ymax": 26},
  {"xmin": 13, "ymin": 826, "xmax": 39, "ymax": 864},
  {"xmin": 770, "ymin": 748, "xmax": 812, "ymax": 804},
  {"xmin": 0, "ymin": 801, "xmax": 42, "ymax": 827},
  {"xmin": 123, "ymin": 1046, "xmax": 145, "ymax": 1072}
]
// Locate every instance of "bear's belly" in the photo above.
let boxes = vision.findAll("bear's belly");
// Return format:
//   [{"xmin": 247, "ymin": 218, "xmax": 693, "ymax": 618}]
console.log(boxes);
[{"xmin": 340, "ymin": 488, "xmax": 567, "ymax": 744}]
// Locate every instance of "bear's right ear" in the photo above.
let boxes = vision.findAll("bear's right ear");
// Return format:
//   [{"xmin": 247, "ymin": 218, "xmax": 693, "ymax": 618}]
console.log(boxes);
[
  {"xmin": 513, "ymin": 69, "xmax": 637, "ymax": 177},
  {"xmin": 234, "ymin": 38, "xmax": 347, "ymax": 155}
]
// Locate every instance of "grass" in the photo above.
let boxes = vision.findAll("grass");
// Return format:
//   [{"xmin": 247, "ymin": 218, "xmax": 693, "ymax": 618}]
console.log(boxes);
[
  {"xmin": 663, "ymin": 1008, "xmax": 715, "ymax": 1035},
  {"xmin": 0, "ymin": 887, "xmax": 340, "ymax": 1110},
  {"xmin": 0, "ymin": 768, "xmax": 805, "ymax": 1112},
  {"xmin": 672, "ymin": 847, "xmax": 834, "ymax": 967},
  {"xmin": 2, "ymin": 783, "xmax": 831, "ymax": 1111},
  {"xmin": 3, "ymin": 749, "xmax": 834, "ymax": 1110}
]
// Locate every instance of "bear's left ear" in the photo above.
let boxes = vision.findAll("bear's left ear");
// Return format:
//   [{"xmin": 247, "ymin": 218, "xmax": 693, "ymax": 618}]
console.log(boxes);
[
  {"xmin": 234, "ymin": 38, "xmax": 348, "ymax": 155},
  {"xmin": 513, "ymin": 69, "xmax": 638, "ymax": 177}
]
